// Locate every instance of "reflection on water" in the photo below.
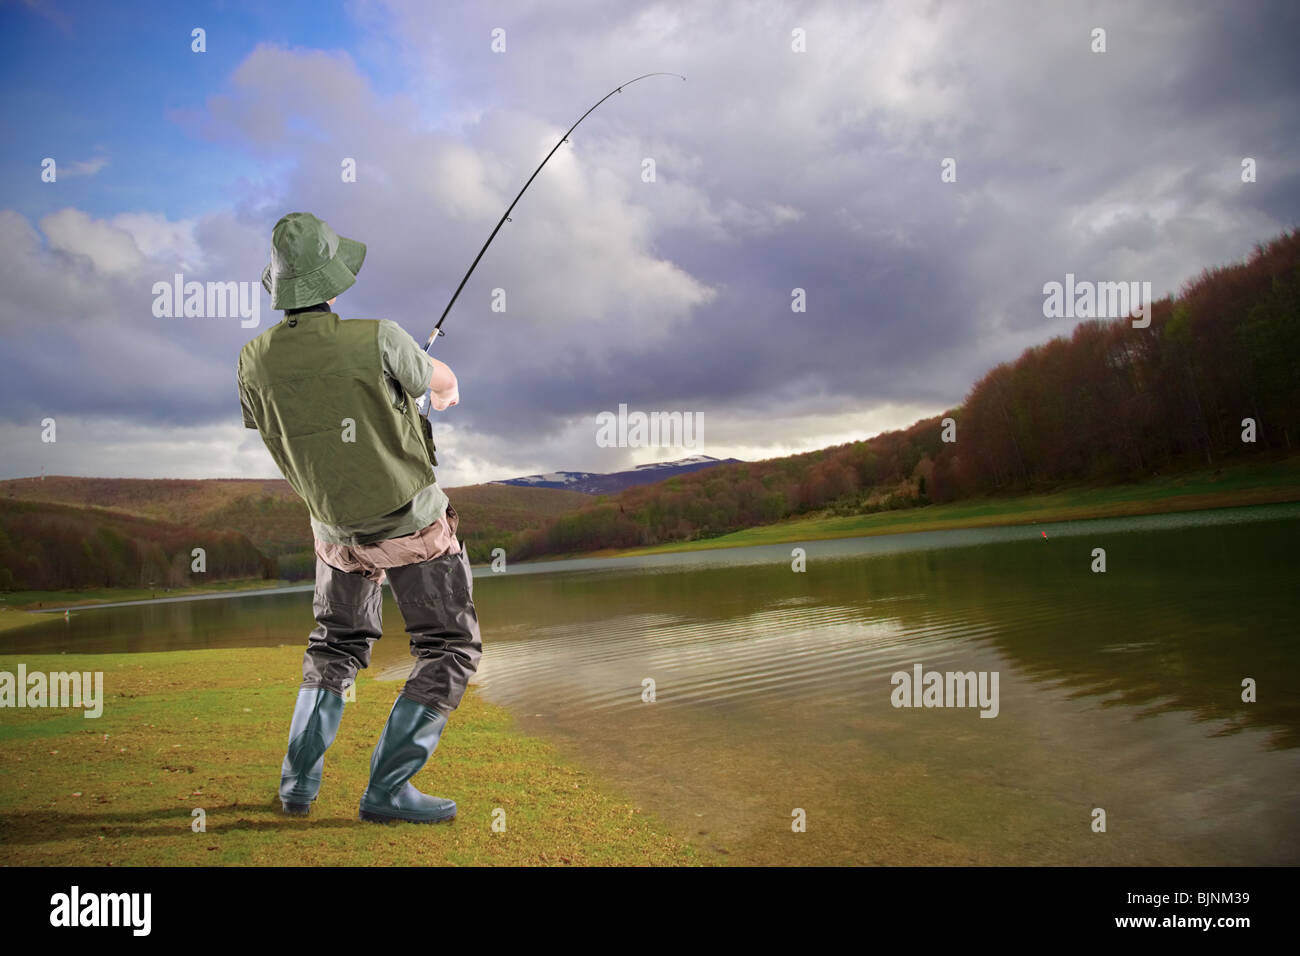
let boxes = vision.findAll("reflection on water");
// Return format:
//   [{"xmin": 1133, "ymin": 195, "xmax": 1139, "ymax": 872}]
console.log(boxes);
[{"xmin": 3, "ymin": 503, "xmax": 1298, "ymax": 864}]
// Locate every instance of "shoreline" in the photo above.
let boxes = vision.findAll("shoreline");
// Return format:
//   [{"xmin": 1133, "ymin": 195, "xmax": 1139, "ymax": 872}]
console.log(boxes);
[
  {"xmin": 2, "ymin": 578, "xmax": 302, "ymax": 614},
  {"xmin": 601, "ymin": 482, "xmax": 1300, "ymax": 559},
  {"xmin": 513, "ymin": 456, "xmax": 1300, "ymax": 561}
]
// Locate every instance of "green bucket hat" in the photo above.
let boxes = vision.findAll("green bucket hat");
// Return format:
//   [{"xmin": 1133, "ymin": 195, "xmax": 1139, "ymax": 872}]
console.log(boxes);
[{"xmin": 261, "ymin": 212, "xmax": 367, "ymax": 310}]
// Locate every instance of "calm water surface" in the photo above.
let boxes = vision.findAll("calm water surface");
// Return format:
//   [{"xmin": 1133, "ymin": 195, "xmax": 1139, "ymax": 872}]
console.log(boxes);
[{"xmin": 5, "ymin": 504, "xmax": 1298, "ymax": 864}]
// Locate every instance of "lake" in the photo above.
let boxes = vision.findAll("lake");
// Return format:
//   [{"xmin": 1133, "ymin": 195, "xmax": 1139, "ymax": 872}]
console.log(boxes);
[{"xmin": 4, "ymin": 503, "xmax": 1298, "ymax": 864}]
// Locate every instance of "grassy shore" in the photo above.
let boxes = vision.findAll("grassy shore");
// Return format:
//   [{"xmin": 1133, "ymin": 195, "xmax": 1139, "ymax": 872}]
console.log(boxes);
[
  {"xmin": 0, "ymin": 647, "xmax": 696, "ymax": 866},
  {"xmin": 0, "ymin": 608, "xmax": 48, "ymax": 633},
  {"xmin": 604, "ymin": 456, "xmax": 1300, "ymax": 557}
]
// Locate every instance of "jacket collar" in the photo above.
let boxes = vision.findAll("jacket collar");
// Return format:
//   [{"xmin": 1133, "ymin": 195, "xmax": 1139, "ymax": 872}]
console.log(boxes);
[
  {"xmin": 285, "ymin": 302, "xmax": 333, "ymax": 316},
  {"xmin": 282, "ymin": 302, "xmax": 333, "ymax": 327}
]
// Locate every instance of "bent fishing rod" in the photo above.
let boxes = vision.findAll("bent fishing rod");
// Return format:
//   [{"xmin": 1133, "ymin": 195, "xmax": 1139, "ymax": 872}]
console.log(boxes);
[{"xmin": 416, "ymin": 72, "xmax": 685, "ymax": 414}]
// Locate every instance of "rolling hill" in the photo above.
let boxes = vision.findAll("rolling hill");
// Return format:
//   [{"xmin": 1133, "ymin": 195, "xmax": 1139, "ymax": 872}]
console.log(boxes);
[{"xmin": 0, "ymin": 476, "xmax": 591, "ymax": 583}]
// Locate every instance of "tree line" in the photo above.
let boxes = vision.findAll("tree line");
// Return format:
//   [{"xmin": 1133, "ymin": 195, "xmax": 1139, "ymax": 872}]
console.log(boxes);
[{"xmin": 0, "ymin": 499, "xmax": 272, "ymax": 590}]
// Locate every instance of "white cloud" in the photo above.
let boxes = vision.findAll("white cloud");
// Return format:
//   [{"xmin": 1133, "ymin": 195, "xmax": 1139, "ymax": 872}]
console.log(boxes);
[{"xmin": 40, "ymin": 208, "xmax": 145, "ymax": 276}]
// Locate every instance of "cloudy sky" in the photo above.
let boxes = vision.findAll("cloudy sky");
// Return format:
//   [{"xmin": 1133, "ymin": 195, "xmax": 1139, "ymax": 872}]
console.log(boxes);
[{"xmin": 1, "ymin": 0, "xmax": 1297, "ymax": 486}]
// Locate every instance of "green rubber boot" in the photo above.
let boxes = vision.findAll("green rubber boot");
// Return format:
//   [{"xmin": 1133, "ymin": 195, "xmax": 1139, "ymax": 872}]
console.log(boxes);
[
  {"xmin": 357, "ymin": 696, "xmax": 457, "ymax": 824},
  {"xmin": 279, "ymin": 687, "xmax": 346, "ymax": 816}
]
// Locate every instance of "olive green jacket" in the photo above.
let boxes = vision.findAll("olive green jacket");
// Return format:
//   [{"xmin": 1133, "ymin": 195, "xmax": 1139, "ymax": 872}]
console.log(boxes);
[{"xmin": 238, "ymin": 310, "xmax": 440, "ymax": 527}]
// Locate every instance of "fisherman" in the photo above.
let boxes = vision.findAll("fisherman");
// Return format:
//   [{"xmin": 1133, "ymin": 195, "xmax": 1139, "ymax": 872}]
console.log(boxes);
[{"xmin": 237, "ymin": 212, "xmax": 482, "ymax": 824}]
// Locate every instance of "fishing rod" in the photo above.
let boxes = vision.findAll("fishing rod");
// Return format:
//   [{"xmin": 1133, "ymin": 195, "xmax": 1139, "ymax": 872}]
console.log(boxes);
[{"xmin": 416, "ymin": 72, "xmax": 685, "ymax": 415}]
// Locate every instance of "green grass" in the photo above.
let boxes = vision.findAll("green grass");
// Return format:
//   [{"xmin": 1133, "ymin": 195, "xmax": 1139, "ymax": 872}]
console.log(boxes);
[
  {"xmin": 0, "ymin": 609, "xmax": 50, "ymax": 633},
  {"xmin": 609, "ymin": 456, "xmax": 1300, "ymax": 556},
  {"xmin": 0, "ymin": 647, "xmax": 697, "ymax": 866}
]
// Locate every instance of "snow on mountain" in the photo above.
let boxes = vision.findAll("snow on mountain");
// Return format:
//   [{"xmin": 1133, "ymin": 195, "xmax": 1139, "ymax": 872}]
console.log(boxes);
[
  {"xmin": 509, "ymin": 471, "xmax": 597, "ymax": 485},
  {"xmin": 631, "ymin": 455, "xmax": 719, "ymax": 471},
  {"xmin": 492, "ymin": 456, "xmax": 739, "ymax": 495}
]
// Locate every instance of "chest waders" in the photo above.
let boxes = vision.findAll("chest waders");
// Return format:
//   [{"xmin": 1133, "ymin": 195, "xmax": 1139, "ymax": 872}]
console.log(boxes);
[{"xmin": 283, "ymin": 544, "xmax": 482, "ymax": 821}]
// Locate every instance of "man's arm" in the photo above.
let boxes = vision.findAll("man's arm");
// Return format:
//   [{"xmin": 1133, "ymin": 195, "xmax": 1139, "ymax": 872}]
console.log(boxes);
[
  {"xmin": 380, "ymin": 320, "xmax": 460, "ymax": 411},
  {"xmin": 426, "ymin": 357, "xmax": 459, "ymax": 411}
]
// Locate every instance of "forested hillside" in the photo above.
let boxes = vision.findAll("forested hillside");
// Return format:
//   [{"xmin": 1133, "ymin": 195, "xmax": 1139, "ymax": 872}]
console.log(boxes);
[
  {"xmin": 515, "ymin": 230, "xmax": 1300, "ymax": 557},
  {"xmin": 0, "ymin": 499, "xmax": 270, "ymax": 590},
  {"xmin": 0, "ymin": 478, "xmax": 589, "ymax": 585}
]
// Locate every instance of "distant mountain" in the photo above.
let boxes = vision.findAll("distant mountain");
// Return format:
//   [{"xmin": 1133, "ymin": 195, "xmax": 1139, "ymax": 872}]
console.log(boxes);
[{"xmin": 493, "ymin": 455, "xmax": 743, "ymax": 495}]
